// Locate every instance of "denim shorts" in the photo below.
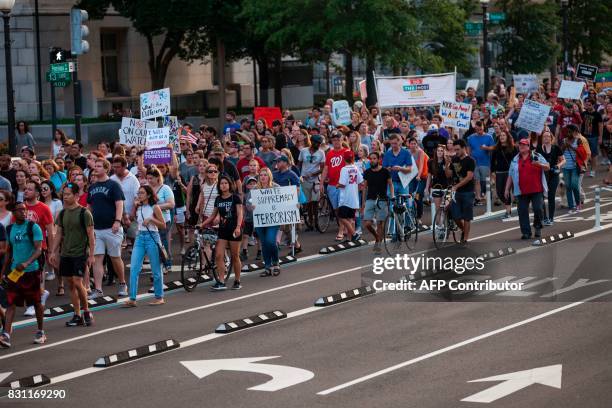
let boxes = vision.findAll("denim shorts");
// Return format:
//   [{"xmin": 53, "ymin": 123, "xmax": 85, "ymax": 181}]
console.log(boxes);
[
  {"xmin": 587, "ymin": 137, "xmax": 598, "ymax": 156},
  {"xmin": 473, "ymin": 166, "xmax": 490, "ymax": 181},
  {"xmin": 451, "ymin": 191, "xmax": 475, "ymax": 221},
  {"xmin": 327, "ymin": 185, "xmax": 341, "ymax": 209},
  {"xmin": 363, "ymin": 199, "xmax": 389, "ymax": 221}
]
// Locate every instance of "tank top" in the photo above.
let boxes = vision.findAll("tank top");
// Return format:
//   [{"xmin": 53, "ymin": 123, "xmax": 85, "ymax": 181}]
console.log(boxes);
[
  {"xmin": 137, "ymin": 204, "xmax": 158, "ymax": 232},
  {"xmin": 201, "ymin": 182, "xmax": 218, "ymax": 218}
]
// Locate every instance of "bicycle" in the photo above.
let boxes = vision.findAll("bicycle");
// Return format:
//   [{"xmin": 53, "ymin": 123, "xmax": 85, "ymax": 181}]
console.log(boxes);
[
  {"xmin": 315, "ymin": 186, "xmax": 336, "ymax": 233},
  {"xmin": 383, "ymin": 194, "xmax": 418, "ymax": 255},
  {"xmin": 432, "ymin": 188, "xmax": 459, "ymax": 249},
  {"xmin": 181, "ymin": 226, "xmax": 232, "ymax": 292}
]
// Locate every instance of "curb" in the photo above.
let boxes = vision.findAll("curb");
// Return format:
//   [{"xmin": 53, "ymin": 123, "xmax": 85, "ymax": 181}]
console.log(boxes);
[
  {"xmin": 314, "ymin": 286, "xmax": 375, "ymax": 306},
  {"xmin": 533, "ymin": 231, "xmax": 574, "ymax": 246},
  {"xmin": 319, "ymin": 239, "xmax": 368, "ymax": 254},
  {"xmin": 0, "ymin": 374, "xmax": 50, "ymax": 389},
  {"xmin": 241, "ymin": 255, "xmax": 297, "ymax": 272},
  {"xmin": 481, "ymin": 247, "xmax": 515, "ymax": 261},
  {"xmin": 215, "ymin": 310, "xmax": 286, "ymax": 333},
  {"xmin": 93, "ymin": 339, "xmax": 180, "ymax": 367},
  {"xmin": 44, "ymin": 296, "xmax": 116, "ymax": 317},
  {"xmin": 148, "ymin": 274, "xmax": 212, "ymax": 293}
]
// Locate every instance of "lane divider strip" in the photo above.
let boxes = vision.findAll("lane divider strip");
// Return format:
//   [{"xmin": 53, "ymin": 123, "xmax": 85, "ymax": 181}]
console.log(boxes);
[
  {"xmin": 215, "ymin": 310, "xmax": 286, "ymax": 333},
  {"xmin": 93, "ymin": 339, "xmax": 179, "ymax": 367},
  {"xmin": 44, "ymin": 296, "xmax": 116, "ymax": 317},
  {"xmin": 319, "ymin": 239, "xmax": 368, "ymax": 254},
  {"xmin": 532, "ymin": 231, "xmax": 574, "ymax": 246},
  {"xmin": 241, "ymin": 255, "xmax": 297, "ymax": 272},
  {"xmin": 148, "ymin": 274, "xmax": 212, "ymax": 293},
  {"xmin": 1, "ymin": 374, "xmax": 50, "ymax": 389},
  {"xmin": 314, "ymin": 286, "xmax": 375, "ymax": 306}
]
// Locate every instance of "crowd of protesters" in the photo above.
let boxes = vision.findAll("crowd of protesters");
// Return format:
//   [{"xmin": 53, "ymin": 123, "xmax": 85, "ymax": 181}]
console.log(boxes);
[{"xmin": 0, "ymin": 76, "xmax": 611, "ymax": 348}]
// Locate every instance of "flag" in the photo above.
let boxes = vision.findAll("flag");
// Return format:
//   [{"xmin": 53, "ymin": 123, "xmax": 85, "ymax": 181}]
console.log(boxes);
[{"xmin": 179, "ymin": 129, "xmax": 198, "ymax": 145}]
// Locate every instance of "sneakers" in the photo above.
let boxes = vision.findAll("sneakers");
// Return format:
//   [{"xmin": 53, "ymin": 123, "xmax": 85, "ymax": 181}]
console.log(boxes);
[
  {"xmin": 66, "ymin": 314, "xmax": 84, "ymax": 327},
  {"xmin": 502, "ymin": 212, "xmax": 512, "ymax": 219},
  {"xmin": 88, "ymin": 289, "xmax": 104, "ymax": 300},
  {"xmin": 248, "ymin": 236, "xmax": 256, "ymax": 246},
  {"xmin": 45, "ymin": 271, "xmax": 56, "ymax": 281},
  {"xmin": 589, "ymin": 170, "xmax": 595, "ymax": 178},
  {"xmin": 33, "ymin": 330, "xmax": 47, "ymax": 344},
  {"xmin": 351, "ymin": 233, "xmax": 361, "ymax": 241},
  {"xmin": 24, "ymin": 290, "xmax": 47, "ymax": 316},
  {"xmin": 231, "ymin": 281, "xmax": 242, "ymax": 290},
  {"xmin": 0, "ymin": 332, "xmax": 10, "ymax": 348},
  {"xmin": 24, "ymin": 305, "xmax": 35, "ymax": 317},
  {"xmin": 210, "ymin": 282, "xmax": 227, "ymax": 291},
  {"xmin": 118, "ymin": 283, "xmax": 128, "ymax": 297},
  {"xmin": 83, "ymin": 311, "xmax": 94, "ymax": 326},
  {"xmin": 576, "ymin": 204, "xmax": 582, "ymax": 212},
  {"xmin": 542, "ymin": 219, "xmax": 553, "ymax": 226}
]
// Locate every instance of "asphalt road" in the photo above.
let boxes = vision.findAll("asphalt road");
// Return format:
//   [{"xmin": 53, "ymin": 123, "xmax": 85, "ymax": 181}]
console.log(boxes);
[{"xmin": 1, "ymin": 176, "xmax": 611, "ymax": 408}]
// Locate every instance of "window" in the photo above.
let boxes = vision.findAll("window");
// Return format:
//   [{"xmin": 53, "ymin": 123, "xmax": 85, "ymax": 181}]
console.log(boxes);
[{"xmin": 101, "ymin": 32, "xmax": 119, "ymax": 94}]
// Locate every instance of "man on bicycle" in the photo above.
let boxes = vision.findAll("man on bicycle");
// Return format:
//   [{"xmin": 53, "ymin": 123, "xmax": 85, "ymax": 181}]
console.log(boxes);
[
  {"xmin": 445, "ymin": 139, "xmax": 475, "ymax": 244},
  {"xmin": 361, "ymin": 152, "xmax": 393, "ymax": 253}
]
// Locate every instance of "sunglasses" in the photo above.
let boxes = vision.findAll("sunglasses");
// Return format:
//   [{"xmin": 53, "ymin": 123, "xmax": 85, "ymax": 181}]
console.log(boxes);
[
  {"xmin": 207, "ymin": 170, "xmax": 218, "ymax": 174},
  {"xmin": 41, "ymin": 187, "xmax": 50, "ymax": 192}
]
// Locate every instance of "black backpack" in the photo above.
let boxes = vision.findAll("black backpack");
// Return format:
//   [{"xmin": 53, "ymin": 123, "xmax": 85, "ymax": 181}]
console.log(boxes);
[{"xmin": 7, "ymin": 220, "xmax": 35, "ymax": 244}]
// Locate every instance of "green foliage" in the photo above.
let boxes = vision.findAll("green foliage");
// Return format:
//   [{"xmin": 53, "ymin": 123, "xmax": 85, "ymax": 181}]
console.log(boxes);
[{"xmin": 566, "ymin": 0, "xmax": 612, "ymax": 66}]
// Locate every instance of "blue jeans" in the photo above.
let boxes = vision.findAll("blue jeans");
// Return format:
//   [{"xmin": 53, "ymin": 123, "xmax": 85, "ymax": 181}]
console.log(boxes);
[
  {"xmin": 129, "ymin": 231, "xmax": 163, "ymax": 300},
  {"xmin": 563, "ymin": 168, "xmax": 580, "ymax": 209},
  {"xmin": 159, "ymin": 221, "xmax": 172, "ymax": 268},
  {"xmin": 255, "ymin": 226, "xmax": 280, "ymax": 268}
]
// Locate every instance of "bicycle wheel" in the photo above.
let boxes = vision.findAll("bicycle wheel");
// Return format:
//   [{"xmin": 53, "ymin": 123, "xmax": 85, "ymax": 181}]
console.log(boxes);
[
  {"xmin": 404, "ymin": 206, "xmax": 418, "ymax": 250},
  {"xmin": 212, "ymin": 246, "xmax": 233, "ymax": 285},
  {"xmin": 316, "ymin": 197, "xmax": 332, "ymax": 233},
  {"xmin": 181, "ymin": 245, "xmax": 202, "ymax": 292},
  {"xmin": 383, "ymin": 213, "xmax": 404, "ymax": 256},
  {"xmin": 432, "ymin": 209, "xmax": 450, "ymax": 250}
]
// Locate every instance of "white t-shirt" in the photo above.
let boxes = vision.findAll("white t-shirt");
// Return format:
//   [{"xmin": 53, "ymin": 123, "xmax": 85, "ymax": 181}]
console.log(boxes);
[
  {"xmin": 48, "ymin": 199, "xmax": 63, "ymax": 221},
  {"xmin": 155, "ymin": 184, "xmax": 174, "ymax": 223},
  {"xmin": 111, "ymin": 172, "xmax": 141, "ymax": 215},
  {"xmin": 338, "ymin": 164, "xmax": 363, "ymax": 209}
]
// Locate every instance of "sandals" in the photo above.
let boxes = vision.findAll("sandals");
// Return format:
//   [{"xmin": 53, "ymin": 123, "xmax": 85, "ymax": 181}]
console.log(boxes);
[
  {"xmin": 272, "ymin": 265, "xmax": 281, "ymax": 276},
  {"xmin": 149, "ymin": 298, "xmax": 165, "ymax": 306},
  {"xmin": 56, "ymin": 286, "xmax": 65, "ymax": 296},
  {"xmin": 123, "ymin": 300, "xmax": 137, "ymax": 308},
  {"xmin": 260, "ymin": 268, "xmax": 272, "ymax": 277},
  {"xmin": 335, "ymin": 234, "xmax": 344, "ymax": 241}
]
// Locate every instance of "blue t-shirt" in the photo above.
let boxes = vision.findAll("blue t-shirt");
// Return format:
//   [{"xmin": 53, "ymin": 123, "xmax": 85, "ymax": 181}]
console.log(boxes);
[
  {"xmin": 9, "ymin": 221, "xmax": 43, "ymax": 273},
  {"xmin": 87, "ymin": 179, "xmax": 126, "ymax": 230},
  {"xmin": 273, "ymin": 170, "xmax": 300, "ymax": 187},
  {"xmin": 468, "ymin": 133, "xmax": 495, "ymax": 167},
  {"xmin": 382, "ymin": 148, "xmax": 413, "ymax": 182},
  {"xmin": 222, "ymin": 122, "xmax": 241, "ymax": 135},
  {"xmin": 50, "ymin": 171, "xmax": 67, "ymax": 191}
]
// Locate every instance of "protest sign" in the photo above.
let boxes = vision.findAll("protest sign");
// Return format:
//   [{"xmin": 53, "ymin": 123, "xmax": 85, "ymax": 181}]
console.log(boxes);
[
  {"xmin": 515, "ymin": 99, "xmax": 551, "ymax": 133},
  {"xmin": 252, "ymin": 186, "xmax": 300, "ymax": 228},
  {"xmin": 439, "ymin": 100, "xmax": 472, "ymax": 130},
  {"xmin": 332, "ymin": 100, "xmax": 352, "ymax": 126},
  {"xmin": 119, "ymin": 117, "xmax": 157, "ymax": 147},
  {"xmin": 163, "ymin": 116, "xmax": 180, "ymax": 153},
  {"xmin": 557, "ymin": 80, "xmax": 585, "ymax": 100},
  {"xmin": 465, "ymin": 79, "xmax": 479, "ymax": 91},
  {"xmin": 375, "ymin": 73, "xmax": 456, "ymax": 107},
  {"xmin": 359, "ymin": 80, "xmax": 367, "ymax": 101},
  {"xmin": 144, "ymin": 148, "xmax": 172, "ymax": 165},
  {"xmin": 146, "ymin": 127, "xmax": 170, "ymax": 149},
  {"xmin": 576, "ymin": 63, "xmax": 598, "ymax": 81},
  {"xmin": 140, "ymin": 88, "xmax": 171, "ymax": 119},
  {"xmin": 513, "ymin": 74, "xmax": 538, "ymax": 94},
  {"xmin": 253, "ymin": 106, "xmax": 282, "ymax": 128}
]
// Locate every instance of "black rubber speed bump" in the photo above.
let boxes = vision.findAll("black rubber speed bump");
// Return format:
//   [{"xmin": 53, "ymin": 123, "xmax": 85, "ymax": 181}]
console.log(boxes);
[
  {"xmin": 481, "ymin": 247, "xmax": 515, "ymax": 261},
  {"xmin": 314, "ymin": 285, "xmax": 375, "ymax": 306},
  {"xmin": 215, "ymin": 310, "xmax": 286, "ymax": 333},
  {"xmin": 241, "ymin": 255, "xmax": 297, "ymax": 272},
  {"xmin": 93, "ymin": 339, "xmax": 180, "ymax": 367},
  {"xmin": 533, "ymin": 231, "xmax": 574, "ymax": 246},
  {"xmin": 44, "ymin": 295, "xmax": 116, "ymax": 317},
  {"xmin": 319, "ymin": 239, "xmax": 368, "ymax": 254},
  {"xmin": 0, "ymin": 374, "xmax": 50, "ymax": 389},
  {"xmin": 148, "ymin": 274, "xmax": 212, "ymax": 293}
]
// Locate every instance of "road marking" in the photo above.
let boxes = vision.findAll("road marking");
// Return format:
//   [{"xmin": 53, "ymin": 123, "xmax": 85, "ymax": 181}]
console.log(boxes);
[
  {"xmin": 461, "ymin": 364, "xmax": 562, "ymax": 403},
  {"xmin": 0, "ymin": 372, "xmax": 11, "ymax": 383},
  {"xmin": 316, "ymin": 289, "xmax": 612, "ymax": 395},
  {"xmin": 181, "ymin": 356, "xmax": 314, "ymax": 392}
]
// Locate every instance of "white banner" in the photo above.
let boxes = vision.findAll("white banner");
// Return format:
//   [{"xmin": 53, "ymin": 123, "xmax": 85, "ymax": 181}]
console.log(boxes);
[
  {"xmin": 465, "ymin": 79, "xmax": 479, "ymax": 91},
  {"xmin": 515, "ymin": 99, "xmax": 551, "ymax": 133},
  {"xmin": 252, "ymin": 186, "xmax": 300, "ymax": 228},
  {"xmin": 119, "ymin": 117, "xmax": 157, "ymax": 147},
  {"xmin": 332, "ymin": 100, "xmax": 352, "ymax": 126},
  {"xmin": 375, "ymin": 73, "xmax": 456, "ymax": 107},
  {"xmin": 146, "ymin": 127, "xmax": 170, "ymax": 149},
  {"xmin": 140, "ymin": 88, "xmax": 171, "ymax": 119},
  {"xmin": 557, "ymin": 80, "xmax": 585, "ymax": 100},
  {"xmin": 513, "ymin": 74, "xmax": 538, "ymax": 94},
  {"xmin": 440, "ymin": 100, "xmax": 472, "ymax": 130}
]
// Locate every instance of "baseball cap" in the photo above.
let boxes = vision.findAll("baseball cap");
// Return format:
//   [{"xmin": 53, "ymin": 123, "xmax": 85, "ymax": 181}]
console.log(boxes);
[
  {"xmin": 277, "ymin": 155, "xmax": 290, "ymax": 163},
  {"xmin": 343, "ymin": 150, "xmax": 355, "ymax": 162},
  {"xmin": 310, "ymin": 135, "xmax": 323, "ymax": 144},
  {"xmin": 245, "ymin": 176, "xmax": 258, "ymax": 185},
  {"xmin": 428, "ymin": 124, "xmax": 439, "ymax": 131},
  {"xmin": 518, "ymin": 139, "xmax": 530, "ymax": 146}
]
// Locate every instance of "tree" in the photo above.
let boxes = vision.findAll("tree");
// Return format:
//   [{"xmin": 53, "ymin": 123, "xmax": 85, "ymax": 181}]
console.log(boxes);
[
  {"xmin": 494, "ymin": 0, "xmax": 559, "ymax": 74},
  {"xmin": 565, "ymin": 0, "xmax": 612, "ymax": 66}
]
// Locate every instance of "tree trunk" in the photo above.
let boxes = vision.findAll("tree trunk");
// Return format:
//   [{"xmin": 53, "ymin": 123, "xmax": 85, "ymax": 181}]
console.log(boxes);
[
  {"xmin": 344, "ymin": 51, "xmax": 354, "ymax": 101},
  {"xmin": 256, "ymin": 54, "xmax": 270, "ymax": 106},
  {"xmin": 273, "ymin": 53, "xmax": 282, "ymax": 107},
  {"xmin": 146, "ymin": 34, "xmax": 178, "ymax": 90},
  {"xmin": 216, "ymin": 37, "xmax": 227, "ymax": 124},
  {"xmin": 365, "ymin": 53, "xmax": 377, "ymax": 108}
]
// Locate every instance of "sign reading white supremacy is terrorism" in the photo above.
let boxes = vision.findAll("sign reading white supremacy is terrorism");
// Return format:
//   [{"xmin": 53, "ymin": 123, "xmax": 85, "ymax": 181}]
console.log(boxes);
[
  {"xmin": 252, "ymin": 186, "xmax": 300, "ymax": 228},
  {"xmin": 146, "ymin": 127, "xmax": 170, "ymax": 149},
  {"xmin": 515, "ymin": 99, "xmax": 551, "ymax": 133},
  {"xmin": 375, "ymin": 73, "xmax": 456, "ymax": 107},
  {"xmin": 119, "ymin": 117, "xmax": 157, "ymax": 147},
  {"xmin": 513, "ymin": 74, "xmax": 538, "ymax": 94},
  {"xmin": 440, "ymin": 100, "xmax": 472, "ymax": 129},
  {"xmin": 140, "ymin": 88, "xmax": 171, "ymax": 119}
]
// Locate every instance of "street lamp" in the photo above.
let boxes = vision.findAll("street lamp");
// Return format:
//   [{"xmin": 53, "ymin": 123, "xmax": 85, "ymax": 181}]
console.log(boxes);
[
  {"xmin": 480, "ymin": 0, "xmax": 490, "ymax": 101},
  {"xmin": 1, "ymin": 0, "xmax": 16, "ymax": 156},
  {"xmin": 561, "ymin": 0, "xmax": 569, "ymax": 78}
]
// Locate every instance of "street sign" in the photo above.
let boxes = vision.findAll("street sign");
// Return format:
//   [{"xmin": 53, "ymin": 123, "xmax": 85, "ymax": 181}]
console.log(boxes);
[
  {"xmin": 46, "ymin": 71, "xmax": 71, "ymax": 82},
  {"xmin": 50, "ymin": 62, "xmax": 76, "ymax": 74},
  {"xmin": 576, "ymin": 63, "xmax": 598, "ymax": 81},
  {"xmin": 465, "ymin": 22, "xmax": 483, "ymax": 36},
  {"xmin": 488, "ymin": 12, "xmax": 506, "ymax": 23}
]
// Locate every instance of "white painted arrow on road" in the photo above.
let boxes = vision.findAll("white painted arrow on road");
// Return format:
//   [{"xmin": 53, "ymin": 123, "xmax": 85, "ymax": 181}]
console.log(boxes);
[
  {"xmin": 461, "ymin": 365, "xmax": 562, "ymax": 403},
  {"xmin": 0, "ymin": 372, "xmax": 12, "ymax": 383},
  {"xmin": 181, "ymin": 356, "xmax": 314, "ymax": 392}
]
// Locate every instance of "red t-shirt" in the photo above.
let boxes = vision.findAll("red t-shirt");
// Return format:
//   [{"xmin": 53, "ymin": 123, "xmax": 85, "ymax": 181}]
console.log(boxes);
[
  {"xmin": 325, "ymin": 148, "xmax": 349, "ymax": 186},
  {"xmin": 25, "ymin": 201, "xmax": 53, "ymax": 250},
  {"xmin": 558, "ymin": 112, "xmax": 583, "ymax": 141},
  {"xmin": 78, "ymin": 193, "xmax": 88, "ymax": 207},
  {"xmin": 518, "ymin": 156, "xmax": 544, "ymax": 195},
  {"xmin": 236, "ymin": 156, "xmax": 267, "ymax": 180}
]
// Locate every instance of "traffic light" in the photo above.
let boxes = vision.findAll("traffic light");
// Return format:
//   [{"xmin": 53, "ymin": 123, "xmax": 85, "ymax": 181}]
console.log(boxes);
[{"xmin": 70, "ymin": 8, "xmax": 89, "ymax": 56}]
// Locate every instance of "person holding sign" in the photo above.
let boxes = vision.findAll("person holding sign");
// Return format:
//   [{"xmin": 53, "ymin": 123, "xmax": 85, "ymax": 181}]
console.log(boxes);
[{"xmin": 252, "ymin": 168, "xmax": 282, "ymax": 277}]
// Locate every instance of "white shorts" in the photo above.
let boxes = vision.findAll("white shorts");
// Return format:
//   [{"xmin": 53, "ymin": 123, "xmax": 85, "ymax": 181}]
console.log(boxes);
[
  {"xmin": 94, "ymin": 228, "xmax": 124, "ymax": 257},
  {"xmin": 175, "ymin": 206, "xmax": 187, "ymax": 224}
]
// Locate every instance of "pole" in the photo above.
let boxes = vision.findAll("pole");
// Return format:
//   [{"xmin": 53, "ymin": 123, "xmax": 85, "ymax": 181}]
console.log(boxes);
[
  {"xmin": 482, "ymin": 3, "xmax": 489, "ymax": 100},
  {"xmin": 49, "ymin": 49, "xmax": 57, "ymax": 137},
  {"xmin": 34, "ymin": 0, "xmax": 43, "ymax": 121},
  {"xmin": 562, "ymin": 2, "xmax": 569, "ymax": 78},
  {"xmin": 485, "ymin": 176, "xmax": 492, "ymax": 216},
  {"xmin": 72, "ymin": 58, "xmax": 82, "ymax": 142},
  {"xmin": 3, "ymin": 13, "xmax": 16, "ymax": 156},
  {"xmin": 594, "ymin": 187, "xmax": 601, "ymax": 230},
  {"xmin": 252, "ymin": 56, "xmax": 258, "ymax": 106}
]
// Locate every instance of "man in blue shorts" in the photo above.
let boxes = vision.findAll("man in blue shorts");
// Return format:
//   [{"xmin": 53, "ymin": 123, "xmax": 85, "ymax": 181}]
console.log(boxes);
[{"xmin": 445, "ymin": 139, "xmax": 476, "ymax": 244}]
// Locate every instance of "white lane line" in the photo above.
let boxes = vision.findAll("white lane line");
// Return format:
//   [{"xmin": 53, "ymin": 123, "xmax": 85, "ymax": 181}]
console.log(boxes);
[{"xmin": 317, "ymin": 288, "xmax": 612, "ymax": 396}]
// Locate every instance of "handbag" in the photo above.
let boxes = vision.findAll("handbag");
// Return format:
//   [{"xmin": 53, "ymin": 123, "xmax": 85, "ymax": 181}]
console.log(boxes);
[{"xmin": 140, "ymin": 207, "xmax": 169, "ymax": 265}]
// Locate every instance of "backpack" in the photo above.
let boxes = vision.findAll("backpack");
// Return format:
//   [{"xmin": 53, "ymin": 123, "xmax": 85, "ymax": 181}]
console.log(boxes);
[
  {"xmin": 58, "ymin": 207, "xmax": 89, "ymax": 253},
  {"xmin": 7, "ymin": 220, "xmax": 35, "ymax": 245}
]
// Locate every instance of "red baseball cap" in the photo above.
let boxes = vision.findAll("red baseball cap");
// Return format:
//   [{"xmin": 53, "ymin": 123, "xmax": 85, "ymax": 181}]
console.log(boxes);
[
  {"xmin": 343, "ymin": 150, "xmax": 355, "ymax": 162},
  {"xmin": 518, "ymin": 139, "xmax": 530, "ymax": 146}
]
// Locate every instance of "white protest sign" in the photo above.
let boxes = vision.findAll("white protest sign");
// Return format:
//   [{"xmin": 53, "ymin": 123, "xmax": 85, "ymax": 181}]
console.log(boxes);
[
  {"xmin": 376, "ymin": 73, "xmax": 456, "ymax": 107},
  {"xmin": 465, "ymin": 79, "xmax": 479, "ymax": 91},
  {"xmin": 440, "ymin": 100, "xmax": 472, "ymax": 130},
  {"xmin": 163, "ymin": 116, "xmax": 180, "ymax": 153},
  {"xmin": 513, "ymin": 74, "xmax": 538, "ymax": 94},
  {"xmin": 140, "ymin": 88, "xmax": 171, "ymax": 119},
  {"xmin": 146, "ymin": 127, "xmax": 170, "ymax": 149},
  {"xmin": 252, "ymin": 186, "xmax": 300, "ymax": 228},
  {"xmin": 119, "ymin": 117, "xmax": 157, "ymax": 147},
  {"xmin": 557, "ymin": 80, "xmax": 585, "ymax": 100},
  {"xmin": 398, "ymin": 161, "xmax": 419, "ymax": 189},
  {"xmin": 515, "ymin": 99, "xmax": 551, "ymax": 133},
  {"xmin": 332, "ymin": 100, "xmax": 352, "ymax": 126}
]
